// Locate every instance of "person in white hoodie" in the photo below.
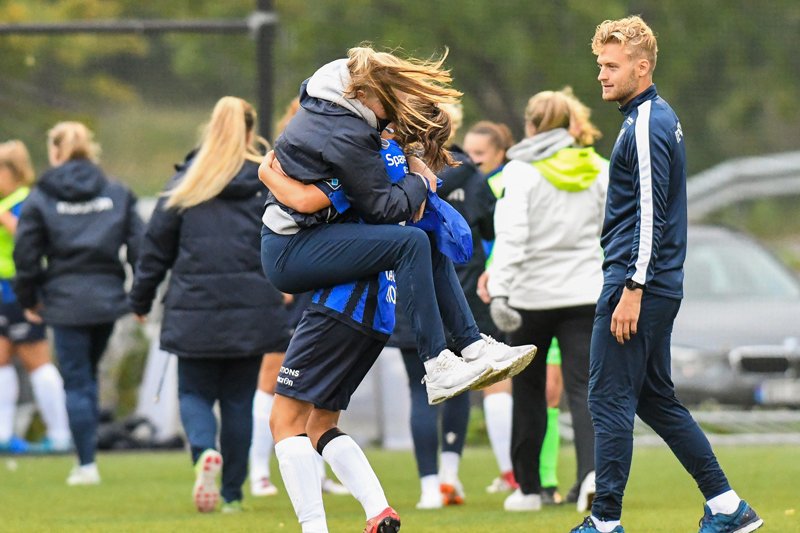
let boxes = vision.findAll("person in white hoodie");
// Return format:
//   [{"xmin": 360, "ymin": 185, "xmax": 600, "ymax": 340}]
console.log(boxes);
[{"xmin": 485, "ymin": 88, "xmax": 608, "ymax": 512}]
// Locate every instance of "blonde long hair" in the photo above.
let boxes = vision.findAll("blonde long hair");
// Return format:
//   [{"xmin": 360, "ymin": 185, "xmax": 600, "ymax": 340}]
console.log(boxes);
[
  {"xmin": 167, "ymin": 97, "xmax": 265, "ymax": 210},
  {"xmin": 525, "ymin": 87, "xmax": 602, "ymax": 147},
  {"xmin": 48, "ymin": 122, "xmax": 101, "ymax": 164},
  {"xmin": 0, "ymin": 140, "xmax": 35, "ymax": 186},
  {"xmin": 345, "ymin": 45, "xmax": 462, "ymax": 169}
]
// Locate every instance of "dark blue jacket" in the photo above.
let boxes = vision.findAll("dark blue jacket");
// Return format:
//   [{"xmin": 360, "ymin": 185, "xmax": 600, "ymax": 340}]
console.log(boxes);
[
  {"xmin": 129, "ymin": 158, "xmax": 289, "ymax": 358},
  {"xmin": 13, "ymin": 159, "xmax": 143, "ymax": 326},
  {"xmin": 267, "ymin": 81, "xmax": 428, "ymax": 230},
  {"xmin": 602, "ymin": 85, "xmax": 687, "ymax": 299}
]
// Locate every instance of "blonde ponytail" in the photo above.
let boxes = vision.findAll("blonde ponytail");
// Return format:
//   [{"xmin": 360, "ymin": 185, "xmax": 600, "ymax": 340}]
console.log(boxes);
[
  {"xmin": 47, "ymin": 122, "xmax": 101, "ymax": 164},
  {"xmin": 166, "ymin": 97, "xmax": 265, "ymax": 210}
]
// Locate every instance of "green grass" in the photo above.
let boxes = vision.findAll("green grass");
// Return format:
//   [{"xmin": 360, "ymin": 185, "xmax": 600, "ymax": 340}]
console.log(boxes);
[{"xmin": 2, "ymin": 446, "xmax": 797, "ymax": 532}]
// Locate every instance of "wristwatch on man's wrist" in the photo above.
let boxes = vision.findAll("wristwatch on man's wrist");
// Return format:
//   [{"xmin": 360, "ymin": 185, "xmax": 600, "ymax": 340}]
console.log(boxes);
[{"xmin": 625, "ymin": 278, "xmax": 645, "ymax": 291}]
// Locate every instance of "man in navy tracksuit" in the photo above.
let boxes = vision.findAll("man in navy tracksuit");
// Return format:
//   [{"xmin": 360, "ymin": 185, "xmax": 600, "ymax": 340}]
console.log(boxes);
[{"xmin": 571, "ymin": 16, "xmax": 763, "ymax": 533}]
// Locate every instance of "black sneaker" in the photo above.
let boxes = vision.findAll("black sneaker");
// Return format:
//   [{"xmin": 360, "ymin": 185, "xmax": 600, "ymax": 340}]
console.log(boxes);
[{"xmin": 540, "ymin": 486, "xmax": 563, "ymax": 505}]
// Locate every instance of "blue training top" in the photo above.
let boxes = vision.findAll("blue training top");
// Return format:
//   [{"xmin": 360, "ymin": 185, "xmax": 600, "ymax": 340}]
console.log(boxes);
[
  {"xmin": 601, "ymin": 85, "xmax": 687, "ymax": 299},
  {"xmin": 308, "ymin": 138, "xmax": 405, "ymax": 339}
]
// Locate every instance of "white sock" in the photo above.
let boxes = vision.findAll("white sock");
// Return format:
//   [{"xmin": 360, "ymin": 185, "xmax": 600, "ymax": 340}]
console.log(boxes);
[
  {"xmin": 591, "ymin": 516, "xmax": 622, "ymax": 532},
  {"xmin": 29, "ymin": 364, "xmax": 71, "ymax": 445},
  {"xmin": 439, "ymin": 451, "xmax": 460, "ymax": 484},
  {"xmin": 460, "ymin": 339, "xmax": 484, "ymax": 360},
  {"xmin": 314, "ymin": 449, "xmax": 328, "ymax": 481},
  {"xmin": 420, "ymin": 474, "xmax": 440, "ymax": 496},
  {"xmin": 484, "ymin": 392, "xmax": 513, "ymax": 473},
  {"xmin": 707, "ymin": 489, "xmax": 741, "ymax": 515},
  {"xmin": 249, "ymin": 389, "xmax": 274, "ymax": 481},
  {"xmin": 321, "ymin": 434, "xmax": 388, "ymax": 519},
  {"xmin": 275, "ymin": 436, "xmax": 327, "ymax": 532},
  {"xmin": 0, "ymin": 365, "xmax": 19, "ymax": 442}
]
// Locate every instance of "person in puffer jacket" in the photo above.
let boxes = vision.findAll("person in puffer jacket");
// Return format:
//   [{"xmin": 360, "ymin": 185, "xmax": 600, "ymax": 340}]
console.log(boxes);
[
  {"xmin": 128, "ymin": 97, "xmax": 290, "ymax": 514},
  {"xmin": 14, "ymin": 122, "xmax": 144, "ymax": 486},
  {"xmin": 484, "ymin": 88, "xmax": 608, "ymax": 512}
]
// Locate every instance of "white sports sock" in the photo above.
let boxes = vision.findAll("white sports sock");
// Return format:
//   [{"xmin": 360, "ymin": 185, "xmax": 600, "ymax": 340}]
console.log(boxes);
[
  {"xmin": 249, "ymin": 389, "xmax": 274, "ymax": 481},
  {"xmin": 460, "ymin": 339, "xmax": 483, "ymax": 360},
  {"xmin": 591, "ymin": 515, "xmax": 622, "ymax": 532},
  {"xmin": 0, "ymin": 365, "xmax": 19, "ymax": 442},
  {"xmin": 439, "ymin": 451, "xmax": 461, "ymax": 485},
  {"xmin": 275, "ymin": 436, "xmax": 327, "ymax": 532},
  {"xmin": 29, "ymin": 364, "xmax": 71, "ymax": 445},
  {"xmin": 707, "ymin": 489, "xmax": 741, "ymax": 515},
  {"xmin": 321, "ymin": 434, "xmax": 389, "ymax": 519},
  {"xmin": 484, "ymin": 392, "xmax": 513, "ymax": 473}
]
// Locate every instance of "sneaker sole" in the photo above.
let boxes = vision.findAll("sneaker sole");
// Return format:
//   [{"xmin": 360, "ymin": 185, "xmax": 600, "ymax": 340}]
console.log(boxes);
[
  {"xmin": 427, "ymin": 366, "xmax": 494, "ymax": 405},
  {"xmin": 734, "ymin": 519, "xmax": 764, "ymax": 533},
  {"xmin": 472, "ymin": 345, "xmax": 538, "ymax": 389},
  {"xmin": 376, "ymin": 517, "xmax": 401, "ymax": 533},
  {"xmin": 193, "ymin": 450, "xmax": 222, "ymax": 513}
]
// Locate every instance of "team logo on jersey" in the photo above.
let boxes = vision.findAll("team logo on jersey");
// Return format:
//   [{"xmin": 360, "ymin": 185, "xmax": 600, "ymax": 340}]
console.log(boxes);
[
  {"xmin": 56, "ymin": 197, "xmax": 114, "ymax": 215},
  {"xmin": 675, "ymin": 121, "xmax": 684, "ymax": 143},
  {"xmin": 447, "ymin": 188, "xmax": 465, "ymax": 203}
]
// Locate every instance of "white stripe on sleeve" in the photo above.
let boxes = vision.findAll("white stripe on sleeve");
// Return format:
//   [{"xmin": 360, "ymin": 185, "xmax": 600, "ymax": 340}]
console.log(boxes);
[{"xmin": 633, "ymin": 100, "xmax": 653, "ymax": 284}]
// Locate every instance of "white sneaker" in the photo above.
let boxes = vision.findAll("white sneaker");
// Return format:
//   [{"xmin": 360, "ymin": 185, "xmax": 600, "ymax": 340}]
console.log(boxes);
[
  {"xmin": 193, "ymin": 449, "xmax": 222, "ymax": 513},
  {"xmin": 424, "ymin": 349, "xmax": 493, "ymax": 405},
  {"xmin": 66, "ymin": 463, "xmax": 101, "ymax": 486},
  {"xmin": 486, "ymin": 471, "xmax": 518, "ymax": 494},
  {"xmin": 416, "ymin": 490, "xmax": 443, "ymax": 510},
  {"xmin": 503, "ymin": 488, "xmax": 542, "ymax": 512},
  {"xmin": 250, "ymin": 476, "xmax": 278, "ymax": 497},
  {"xmin": 321, "ymin": 477, "xmax": 349, "ymax": 495},
  {"xmin": 463, "ymin": 335, "xmax": 537, "ymax": 388},
  {"xmin": 576, "ymin": 470, "xmax": 596, "ymax": 513}
]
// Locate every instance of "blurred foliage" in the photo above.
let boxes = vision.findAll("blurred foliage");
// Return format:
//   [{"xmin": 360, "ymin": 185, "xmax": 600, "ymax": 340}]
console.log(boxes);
[{"xmin": 1, "ymin": 0, "xmax": 799, "ymax": 202}]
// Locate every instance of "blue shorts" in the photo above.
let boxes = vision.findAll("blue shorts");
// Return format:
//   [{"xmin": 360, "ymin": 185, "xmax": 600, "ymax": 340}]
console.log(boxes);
[
  {"xmin": 0, "ymin": 301, "xmax": 46, "ymax": 344},
  {"xmin": 276, "ymin": 309, "xmax": 386, "ymax": 412}
]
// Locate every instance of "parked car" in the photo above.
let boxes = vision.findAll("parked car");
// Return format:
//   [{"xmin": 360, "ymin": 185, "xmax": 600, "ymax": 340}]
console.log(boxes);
[{"xmin": 671, "ymin": 225, "xmax": 800, "ymax": 407}]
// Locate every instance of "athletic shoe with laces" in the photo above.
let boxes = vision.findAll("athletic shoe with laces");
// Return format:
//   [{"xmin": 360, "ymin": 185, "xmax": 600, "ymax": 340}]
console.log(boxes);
[
  {"xmin": 193, "ymin": 449, "xmax": 222, "ymax": 513},
  {"xmin": 250, "ymin": 476, "xmax": 278, "ymax": 496},
  {"xmin": 486, "ymin": 470, "xmax": 519, "ymax": 493},
  {"xmin": 440, "ymin": 479, "xmax": 465, "ymax": 506},
  {"xmin": 424, "ymin": 349, "xmax": 493, "ymax": 405},
  {"xmin": 570, "ymin": 516, "xmax": 624, "ymax": 532},
  {"xmin": 321, "ymin": 477, "xmax": 350, "ymax": 495},
  {"xmin": 66, "ymin": 463, "xmax": 101, "ymax": 486},
  {"xmin": 577, "ymin": 470, "xmax": 596, "ymax": 513},
  {"xmin": 698, "ymin": 500, "xmax": 763, "ymax": 533},
  {"xmin": 503, "ymin": 488, "xmax": 542, "ymax": 512},
  {"xmin": 463, "ymin": 335, "xmax": 537, "ymax": 389},
  {"xmin": 364, "ymin": 506, "xmax": 401, "ymax": 533}
]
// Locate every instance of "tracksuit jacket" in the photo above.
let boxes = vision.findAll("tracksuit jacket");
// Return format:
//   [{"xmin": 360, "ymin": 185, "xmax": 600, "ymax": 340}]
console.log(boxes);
[
  {"xmin": 13, "ymin": 159, "xmax": 143, "ymax": 326},
  {"xmin": 601, "ymin": 84, "xmax": 687, "ymax": 299}
]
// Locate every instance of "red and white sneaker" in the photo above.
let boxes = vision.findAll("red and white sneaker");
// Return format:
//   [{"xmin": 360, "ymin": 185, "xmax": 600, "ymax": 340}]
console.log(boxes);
[
  {"xmin": 250, "ymin": 476, "xmax": 278, "ymax": 497},
  {"xmin": 193, "ymin": 449, "xmax": 222, "ymax": 513},
  {"xmin": 486, "ymin": 470, "xmax": 519, "ymax": 494},
  {"xmin": 364, "ymin": 506, "xmax": 401, "ymax": 533}
]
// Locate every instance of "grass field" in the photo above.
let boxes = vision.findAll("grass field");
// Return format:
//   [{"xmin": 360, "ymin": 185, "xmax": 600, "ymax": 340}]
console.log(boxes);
[{"xmin": 2, "ymin": 445, "xmax": 797, "ymax": 532}]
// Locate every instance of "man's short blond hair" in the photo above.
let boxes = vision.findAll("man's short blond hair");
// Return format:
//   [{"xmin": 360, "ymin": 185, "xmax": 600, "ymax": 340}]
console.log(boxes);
[{"xmin": 591, "ymin": 15, "xmax": 658, "ymax": 71}]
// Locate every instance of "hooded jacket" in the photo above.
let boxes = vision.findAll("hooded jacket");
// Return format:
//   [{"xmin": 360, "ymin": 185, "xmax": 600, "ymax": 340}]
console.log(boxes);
[
  {"xmin": 129, "ymin": 158, "xmax": 289, "ymax": 359},
  {"xmin": 264, "ymin": 58, "xmax": 428, "ymax": 235},
  {"xmin": 13, "ymin": 159, "xmax": 143, "ymax": 326},
  {"xmin": 487, "ymin": 128, "xmax": 608, "ymax": 310}
]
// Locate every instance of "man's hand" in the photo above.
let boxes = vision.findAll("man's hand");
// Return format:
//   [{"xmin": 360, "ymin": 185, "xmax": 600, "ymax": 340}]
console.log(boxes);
[
  {"xmin": 477, "ymin": 271, "xmax": 491, "ymax": 304},
  {"xmin": 490, "ymin": 297, "xmax": 522, "ymax": 333},
  {"xmin": 610, "ymin": 287, "xmax": 643, "ymax": 344}
]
